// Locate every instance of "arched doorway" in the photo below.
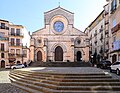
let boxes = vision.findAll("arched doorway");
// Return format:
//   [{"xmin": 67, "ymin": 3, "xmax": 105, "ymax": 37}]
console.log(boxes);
[
  {"xmin": 1, "ymin": 60, "xmax": 5, "ymax": 68},
  {"xmin": 55, "ymin": 46, "xmax": 63, "ymax": 61},
  {"xmin": 77, "ymin": 51, "xmax": 82, "ymax": 61},
  {"xmin": 37, "ymin": 51, "xmax": 42, "ymax": 61},
  {"xmin": 112, "ymin": 54, "xmax": 117, "ymax": 63}
]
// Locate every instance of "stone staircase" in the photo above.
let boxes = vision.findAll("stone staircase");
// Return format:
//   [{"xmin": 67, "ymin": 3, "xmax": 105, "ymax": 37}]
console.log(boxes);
[
  {"xmin": 30, "ymin": 61, "xmax": 91, "ymax": 67},
  {"xmin": 9, "ymin": 67, "xmax": 120, "ymax": 93}
]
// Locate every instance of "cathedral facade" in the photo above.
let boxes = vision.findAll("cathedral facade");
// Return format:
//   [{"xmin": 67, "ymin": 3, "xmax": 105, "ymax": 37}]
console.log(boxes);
[{"xmin": 30, "ymin": 7, "xmax": 89, "ymax": 62}]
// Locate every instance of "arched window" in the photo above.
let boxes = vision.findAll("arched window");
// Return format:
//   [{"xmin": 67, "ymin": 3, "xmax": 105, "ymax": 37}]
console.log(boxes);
[{"xmin": 1, "ymin": 53, "xmax": 4, "ymax": 58}]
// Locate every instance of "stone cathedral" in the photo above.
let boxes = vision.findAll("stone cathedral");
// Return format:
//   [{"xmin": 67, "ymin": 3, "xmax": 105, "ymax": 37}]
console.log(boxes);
[{"xmin": 30, "ymin": 7, "xmax": 89, "ymax": 62}]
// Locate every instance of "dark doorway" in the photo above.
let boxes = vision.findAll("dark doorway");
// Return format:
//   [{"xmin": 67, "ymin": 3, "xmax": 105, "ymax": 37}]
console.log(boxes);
[
  {"xmin": 1, "ymin": 60, "xmax": 5, "ymax": 68},
  {"xmin": 112, "ymin": 54, "xmax": 117, "ymax": 63},
  {"xmin": 17, "ymin": 61, "xmax": 20, "ymax": 64},
  {"xmin": 37, "ymin": 51, "xmax": 42, "ymax": 61},
  {"xmin": 55, "ymin": 46, "xmax": 63, "ymax": 61},
  {"xmin": 77, "ymin": 51, "xmax": 82, "ymax": 61}
]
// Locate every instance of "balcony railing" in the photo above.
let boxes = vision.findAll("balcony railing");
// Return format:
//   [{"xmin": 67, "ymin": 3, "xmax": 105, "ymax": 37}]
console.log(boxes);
[
  {"xmin": 100, "ymin": 35, "xmax": 103, "ymax": 41},
  {"xmin": 105, "ymin": 30, "xmax": 109, "ymax": 34},
  {"xmin": 9, "ymin": 33, "xmax": 24, "ymax": 37},
  {"xmin": 9, "ymin": 42, "xmax": 22, "ymax": 47},
  {"xmin": 0, "ymin": 26, "xmax": 9, "ymax": 30},
  {"xmin": 9, "ymin": 53, "xmax": 22, "ymax": 58},
  {"xmin": 111, "ymin": 23, "xmax": 120, "ymax": 34},
  {"xmin": 105, "ymin": 11, "xmax": 109, "ymax": 15},
  {"xmin": 105, "ymin": 20, "xmax": 109, "ymax": 25},
  {"xmin": 99, "ymin": 48, "xmax": 103, "ymax": 54},
  {"xmin": 94, "ymin": 40, "xmax": 97, "ymax": 44},
  {"xmin": 0, "ymin": 37, "xmax": 8, "ymax": 41},
  {"xmin": 99, "ymin": 29, "xmax": 103, "ymax": 32},
  {"xmin": 94, "ymin": 33, "xmax": 97, "ymax": 36}
]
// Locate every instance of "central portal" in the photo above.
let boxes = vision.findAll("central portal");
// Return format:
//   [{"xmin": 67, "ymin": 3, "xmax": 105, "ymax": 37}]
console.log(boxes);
[{"xmin": 55, "ymin": 46, "xmax": 63, "ymax": 61}]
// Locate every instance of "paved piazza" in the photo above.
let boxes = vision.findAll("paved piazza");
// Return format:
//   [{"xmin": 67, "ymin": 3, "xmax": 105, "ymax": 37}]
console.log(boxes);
[{"xmin": 18, "ymin": 67, "xmax": 105, "ymax": 74}]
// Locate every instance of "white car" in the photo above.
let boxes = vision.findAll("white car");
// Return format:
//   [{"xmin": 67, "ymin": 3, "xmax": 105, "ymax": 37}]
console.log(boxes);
[
  {"xmin": 5, "ymin": 65, "xmax": 11, "ymax": 69},
  {"xmin": 110, "ymin": 61, "xmax": 120, "ymax": 75},
  {"xmin": 11, "ymin": 64, "xmax": 25, "ymax": 69}
]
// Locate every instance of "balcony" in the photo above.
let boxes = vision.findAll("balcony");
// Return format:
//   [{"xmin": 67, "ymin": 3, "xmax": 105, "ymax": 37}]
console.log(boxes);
[
  {"xmin": 9, "ymin": 33, "xmax": 24, "ymax": 37},
  {"xmin": 9, "ymin": 53, "xmax": 22, "ymax": 58},
  {"xmin": 105, "ymin": 30, "xmax": 109, "ymax": 34},
  {"xmin": 105, "ymin": 20, "xmax": 109, "ymax": 25},
  {"xmin": 16, "ymin": 54, "xmax": 22, "ymax": 58},
  {"xmin": 100, "ymin": 35, "xmax": 103, "ymax": 41},
  {"xmin": 111, "ymin": 23, "xmax": 120, "ymax": 34},
  {"xmin": 105, "ymin": 45, "xmax": 109, "ymax": 52},
  {"xmin": 9, "ymin": 42, "xmax": 22, "ymax": 47},
  {"xmin": 105, "ymin": 11, "xmax": 109, "ymax": 15},
  {"xmin": 0, "ymin": 26, "xmax": 9, "ymax": 30},
  {"xmin": 106, "ymin": 41, "xmax": 109, "ymax": 45},
  {"xmin": 94, "ymin": 33, "xmax": 97, "ymax": 36},
  {"xmin": 99, "ymin": 29, "xmax": 103, "ymax": 32},
  {"xmin": 0, "ymin": 37, "xmax": 8, "ymax": 41},
  {"xmin": 94, "ymin": 40, "xmax": 97, "ymax": 44},
  {"xmin": 99, "ymin": 48, "xmax": 103, "ymax": 54}
]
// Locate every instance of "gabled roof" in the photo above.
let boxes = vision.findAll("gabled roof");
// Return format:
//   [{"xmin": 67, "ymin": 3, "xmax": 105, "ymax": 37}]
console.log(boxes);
[{"xmin": 44, "ymin": 6, "xmax": 74, "ymax": 14}]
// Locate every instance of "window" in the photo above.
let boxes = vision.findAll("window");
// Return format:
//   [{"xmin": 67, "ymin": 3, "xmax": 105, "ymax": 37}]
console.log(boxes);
[
  {"xmin": 0, "ymin": 32, "xmax": 5, "ymax": 38},
  {"xmin": 1, "ymin": 53, "xmax": 4, "ymax": 58},
  {"xmin": 1, "ymin": 43, "xmax": 4, "ymax": 51},
  {"xmin": 16, "ymin": 49, "xmax": 20, "ymax": 54},
  {"xmin": 111, "ymin": 0, "xmax": 117, "ymax": 12},
  {"xmin": 77, "ymin": 40, "xmax": 81, "ymax": 44},
  {"xmin": 112, "ymin": 19, "xmax": 116, "ymax": 27},
  {"xmin": 16, "ymin": 39, "xmax": 20, "ymax": 46},
  {"xmin": 113, "ymin": 36, "xmax": 116, "ymax": 42},
  {"xmin": 11, "ymin": 38, "xmax": 15, "ymax": 45},
  {"xmin": 16, "ymin": 29, "xmax": 20, "ymax": 36},
  {"xmin": 1, "ymin": 23, "xmax": 5, "ymax": 29},
  {"xmin": 23, "ymin": 50, "xmax": 27, "ymax": 57},
  {"xmin": 11, "ymin": 49, "xmax": 15, "ymax": 54},
  {"xmin": 11, "ymin": 28, "xmax": 15, "ymax": 35},
  {"xmin": 38, "ymin": 39, "xmax": 41, "ymax": 43}
]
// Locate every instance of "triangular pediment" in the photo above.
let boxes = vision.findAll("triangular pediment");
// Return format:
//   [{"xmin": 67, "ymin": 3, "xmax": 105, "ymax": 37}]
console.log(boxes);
[{"xmin": 44, "ymin": 6, "xmax": 74, "ymax": 15}]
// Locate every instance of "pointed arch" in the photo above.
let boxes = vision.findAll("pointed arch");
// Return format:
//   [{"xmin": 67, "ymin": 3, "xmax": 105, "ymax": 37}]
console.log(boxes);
[{"xmin": 51, "ymin": 43, "xmax": 67, "ymax": 53}]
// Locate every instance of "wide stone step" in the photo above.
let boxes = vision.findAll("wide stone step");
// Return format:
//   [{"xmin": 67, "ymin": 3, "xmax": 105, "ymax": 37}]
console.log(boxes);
[
  {"xmin": 10, "ymin": 71, "xmax": 112, "ymax": 79},
  {"xmin": 43, "ymin": 80, "xmax": 120, "ymax": 86},
  {"xmin": 10, "ymin": 70, "xmax": 107, "ymax": 76},
  {"xmin": 9, "ymin": 73, "xmax": 120, "ymax": 90},
  {"xmin": 10, "ymin": 76, "xmax": 120, "ymax": 93},
  {"xmin": 10, "ymin": 73, "xmax": 120, "ymax": 87},
  {"xmin": 10, "ymin": 72, "xmax": 119, "ymax": 83}
]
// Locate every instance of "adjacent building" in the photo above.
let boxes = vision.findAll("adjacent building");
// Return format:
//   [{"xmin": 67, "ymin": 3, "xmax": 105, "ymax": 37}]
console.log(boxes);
[
  {"xmin": 107, "ymin": 0, "xmax": 120, "ymax": 63},
  {"xmin": 0, "ymin": 19, "xmax": 30, "ymax": 68},
  {"xmin": 85, "ymin": 10, "xmax": 105, "ymax": 63}
]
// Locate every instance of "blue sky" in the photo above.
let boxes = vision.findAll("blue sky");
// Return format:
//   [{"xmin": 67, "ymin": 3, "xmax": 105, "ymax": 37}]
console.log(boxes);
[{"xmin": 0, "ymin": 0, "xmax": 107, "ymax": 32}]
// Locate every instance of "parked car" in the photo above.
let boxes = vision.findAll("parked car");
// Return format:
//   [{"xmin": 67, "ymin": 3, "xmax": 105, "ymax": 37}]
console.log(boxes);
[
  {"xmin": 5, "ymin": 65, "xmax": 11, "ymax": 69},
  {"xmin": 97, "ymin": 60, "xmax": 111, "ymax": 68},
  {"xmin": 110, "ymin": 61, "xmax": 120, "ymax": 75},
  {"xmin": 11, "ymin": 64, "xmax": 25, "ymax": 69}
]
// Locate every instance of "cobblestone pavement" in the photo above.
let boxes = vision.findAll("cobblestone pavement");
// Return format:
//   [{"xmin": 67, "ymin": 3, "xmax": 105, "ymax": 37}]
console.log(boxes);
[{"xmin": 0, "ymin": 68, "xmax": 28, "ymax": 93}]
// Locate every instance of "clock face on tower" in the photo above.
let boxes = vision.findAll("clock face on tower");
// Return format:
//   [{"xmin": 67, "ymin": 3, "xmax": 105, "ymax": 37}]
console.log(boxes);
[{"xmin": 53, "ymin": 21, "xmax": 64, "ymax": 32}]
